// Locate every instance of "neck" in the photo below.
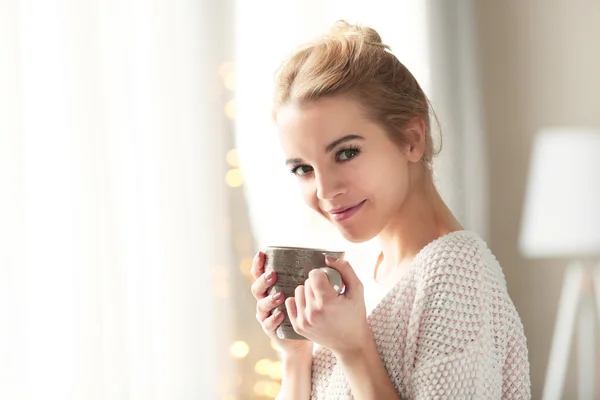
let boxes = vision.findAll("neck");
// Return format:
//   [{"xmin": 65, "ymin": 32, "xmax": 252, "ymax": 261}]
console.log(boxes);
[{"xmin": 375, "ymin": 168, "xmax": 462, "ymax": 282}]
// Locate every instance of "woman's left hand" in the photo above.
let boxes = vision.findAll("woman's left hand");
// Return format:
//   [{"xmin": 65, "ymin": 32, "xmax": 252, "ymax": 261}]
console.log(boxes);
[{"xmin": 285, "ymin": 255, "xmax": 371, "ymax": 357}]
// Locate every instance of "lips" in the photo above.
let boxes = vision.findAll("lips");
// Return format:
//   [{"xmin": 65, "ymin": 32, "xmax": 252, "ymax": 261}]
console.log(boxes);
[{"xmin": 327, "ymin": 200, "xmax": 366, "ymax": 222}]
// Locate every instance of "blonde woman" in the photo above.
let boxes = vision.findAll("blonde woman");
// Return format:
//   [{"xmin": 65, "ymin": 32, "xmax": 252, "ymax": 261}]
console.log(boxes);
[{"xmin": 250, "ymin": 21, "xmax": 531, "ymax": 399}]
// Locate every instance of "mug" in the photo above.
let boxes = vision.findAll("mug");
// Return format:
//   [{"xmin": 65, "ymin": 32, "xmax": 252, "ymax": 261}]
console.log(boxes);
[{"xmin": 264, "ymin": 246, "xmax": 345, "ymax": 340}]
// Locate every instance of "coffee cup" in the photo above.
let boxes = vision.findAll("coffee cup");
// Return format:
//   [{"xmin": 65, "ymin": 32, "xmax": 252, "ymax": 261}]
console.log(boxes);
[{"xmin": 264, "ymin": 246, "xmax": 345, "ymax": 340}]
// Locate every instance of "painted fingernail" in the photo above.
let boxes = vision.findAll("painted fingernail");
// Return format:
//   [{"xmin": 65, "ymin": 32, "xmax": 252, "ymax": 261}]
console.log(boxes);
[
  {"xmin": 324, "ymin": 255, "xmax": 337, "ymax": 263},
  {"xmin": 273, "ymin": 292, "xmax": 283, "ymax": 302},
  {"xmin": 265, "ymin": 271, "xmax": 274, "ymax": 283}
]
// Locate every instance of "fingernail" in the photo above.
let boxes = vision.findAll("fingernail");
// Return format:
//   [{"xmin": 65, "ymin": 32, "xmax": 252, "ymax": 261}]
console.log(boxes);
[
  {"xmin": 273, "ymin": 292, "xmax": 283, "ymax": 301},
  {"xmin": 324, "ymin": 255, "xmax": 337, "ymax": 263},
  {"xmin": 274, "ymin": 309, "xmax": 283, "ymax": 318},
  {"xmin": 265, "ymin": 271, "xmax": 274, "ymax": 282}
]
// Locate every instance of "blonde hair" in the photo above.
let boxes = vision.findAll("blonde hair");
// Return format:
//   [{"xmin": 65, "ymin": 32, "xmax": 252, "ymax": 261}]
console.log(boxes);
[{"xmin": 272, "ymin": 20, "xmax": 441, "ymax": 173}]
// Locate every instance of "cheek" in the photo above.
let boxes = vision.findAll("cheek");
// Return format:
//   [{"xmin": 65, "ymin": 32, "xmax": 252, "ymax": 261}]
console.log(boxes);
[
  {"xmin": 371, "ymin": 159, "xmax": 410, "ymax": 206},
  {"xmin": 300, "ymin": 181, "xmax": 321, "ymax": 213},
  {"xmin": 388, "ymin": 166, "xmax": 411, "ymax": 204}
]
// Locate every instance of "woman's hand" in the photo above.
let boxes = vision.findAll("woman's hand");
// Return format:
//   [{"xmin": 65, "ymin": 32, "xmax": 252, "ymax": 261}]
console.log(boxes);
[
  {"xmin": 285, "ymin": 255, "xmax": 371, "ymax": 357},
  {"xmin": 250, "ymin": 251, "xmax": 313, "ymax": 357}
]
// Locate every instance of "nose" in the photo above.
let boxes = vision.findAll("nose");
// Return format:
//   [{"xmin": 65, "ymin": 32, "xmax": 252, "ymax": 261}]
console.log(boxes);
[{"xmin": 314, "ymin": 170, "xmax": 346, "ymax": 200}]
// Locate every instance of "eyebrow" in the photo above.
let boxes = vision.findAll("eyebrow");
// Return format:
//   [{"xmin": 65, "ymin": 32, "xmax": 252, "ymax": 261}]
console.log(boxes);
[{"xmin": 285, "ymin": 134, "xmax": 364, "ymax": 165}]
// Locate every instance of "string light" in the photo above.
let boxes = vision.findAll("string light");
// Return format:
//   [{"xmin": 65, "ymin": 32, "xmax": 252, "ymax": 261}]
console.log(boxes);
[
  {"xmin": 265, "ymin": 382, "xmax": 281, "ymax": 398},
  {"xmin": 253, "ymin": 380, "xmax": 282, "ymax": 397},
  {"xmin": 255, "ymin": 358, "xmax": 282, "ymax": 381},
  {"xmin": 225, "ymin": 99, "xmax": 236, "ymax": 120},
  {"xmin": 224, "ymin": 73, "xmax": 236, "ymax": 91},
  {"xmin": 230, "ymin": 341, "xmax": 250, "ymax": 358},
  {"xmin": 268, "ymin": 361, "xmax": 282, "ymax": 380},
  {"xmin": 226, "ymin": 148, "xmax": 239, "ymax": 167},
  {"xmin": 254, "ymin": 358, "xmax": 272, "ymax": 375},
  {"xmin": 219, "ymin": 58, "xmax": 278, "ymax": 400},
  {"xmin": 225, "ymin": 168, "xmax": 243, "ymax": 187},
  {"xmin": 253, "ymin": 381, "xmax": 267, "ymax": 395},
  {"xmin": 239, "ymin": 257, "xmax": 253, "ymax": 278}
]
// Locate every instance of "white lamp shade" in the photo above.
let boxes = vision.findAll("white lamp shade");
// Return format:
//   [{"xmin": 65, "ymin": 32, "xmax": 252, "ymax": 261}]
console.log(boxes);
[{"xmin": 519, "ymin": 127, "xmax": 600, "ymax": 259}]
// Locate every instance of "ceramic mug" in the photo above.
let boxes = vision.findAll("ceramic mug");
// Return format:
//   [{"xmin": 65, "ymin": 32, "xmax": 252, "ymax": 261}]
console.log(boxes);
[{"xmin": 264, "ymin": 246, "xmax": 345, "ymax": 340}]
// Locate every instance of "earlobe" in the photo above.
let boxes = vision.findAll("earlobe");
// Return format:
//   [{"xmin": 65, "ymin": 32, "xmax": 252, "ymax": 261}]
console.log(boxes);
[{"xmin": 408, "ymin": 143, "xmax": 425, "ymax": 163}]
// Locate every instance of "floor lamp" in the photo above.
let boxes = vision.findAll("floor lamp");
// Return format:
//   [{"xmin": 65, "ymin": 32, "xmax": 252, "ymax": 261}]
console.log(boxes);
[{"xmin": 519, "ymin": 127, "xmax": 600, "ymax": 400}]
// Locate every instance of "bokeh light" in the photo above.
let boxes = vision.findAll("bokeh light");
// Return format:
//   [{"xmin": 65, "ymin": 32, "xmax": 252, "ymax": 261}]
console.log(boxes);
[
  {"xmin": 225, "ymin": 99, "xmax": 236, "ymax": 120},
  {"xmin": 226, "ymin": 148, "xmax": 239, "ymax": 167},
  {"xmin": 224, "ymin": 73, "xmax": 236, "ymax": 91},
  {"xmin": 225, "ymin": 169, "xmax": 243, "ymax": 187},
  {"xmin": 230, "ymin": 341, "xmax": 249, "ymax": 358},
  {"xmin": 240, "ymin": 257, "xmax": 253, "ymax": 277},
  {"xmin": 268, "ymin": 361, "xmax": 282, "ymax": 380},
  {"xmin": 254, "ymin": 358, "xmax": 272, "ymax": 375},
  {"xmin": 253, "ymin": 380, "xmax": 282, "ymax": 397}
]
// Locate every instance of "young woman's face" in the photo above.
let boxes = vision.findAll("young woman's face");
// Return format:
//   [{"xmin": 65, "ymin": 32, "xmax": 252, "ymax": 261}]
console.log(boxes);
[{"xmin": 276, "ymin": 95, "xmax": 421, "ymax": 243}]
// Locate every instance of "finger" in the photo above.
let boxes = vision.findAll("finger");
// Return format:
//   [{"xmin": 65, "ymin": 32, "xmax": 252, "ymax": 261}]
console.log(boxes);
[
  {"xmin": 285, "ymin": 297, "xmax": 297, "ymax": 321},
  {"xmin": 250, "ymin": 270, "xmax": 276, "ymax": 300},
  {"xmin": 304, "ymin": 277, "xmax": 318, "ymax": 309},
  {"xmin": 308, "ymin": 268, "xmax": 335, "ymax": 301},
  {"xmin": 250, "ymin": 251, "xmax": 265, "ymax": 280},
  {"xmin": 324, "ymin": 255, "xmax": 362, "ymax": 298},
  {"xmin": 285, "ymin": 297, "xmax": 301, "ymax": 334},
  {"xmin": 294, "ymin": 285, "xmax": 306, "ymax": 314},
  {"xmin": 261, "ymin": 308, "xmax": 285, "ymax": 333},
  {"xmin": 256, "ymin": 291, "xmax": 285, "ymax": 314}
]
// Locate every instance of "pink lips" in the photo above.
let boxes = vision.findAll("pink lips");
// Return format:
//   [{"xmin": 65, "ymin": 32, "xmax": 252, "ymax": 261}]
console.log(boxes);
[{"xmin": 328, "ymin": 200, "xmax": 366, "ymax": 222}]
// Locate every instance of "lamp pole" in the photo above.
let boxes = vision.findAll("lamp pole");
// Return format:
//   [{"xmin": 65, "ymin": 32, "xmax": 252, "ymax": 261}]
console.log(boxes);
[{"xmin": 542, "ymin": 261, "xmax": 599, "ymax": 400}]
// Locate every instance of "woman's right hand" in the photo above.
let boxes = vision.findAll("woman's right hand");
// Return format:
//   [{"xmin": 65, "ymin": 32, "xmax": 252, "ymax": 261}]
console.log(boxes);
[{"xmin": 251, "ymin": 251, "xmax": 313, "ymax": 356}]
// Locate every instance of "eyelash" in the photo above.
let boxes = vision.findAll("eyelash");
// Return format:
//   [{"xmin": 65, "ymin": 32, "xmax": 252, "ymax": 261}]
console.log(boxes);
[{"xmin": 289, "ymin": 145, "xmax": 362, "ymax": 177}]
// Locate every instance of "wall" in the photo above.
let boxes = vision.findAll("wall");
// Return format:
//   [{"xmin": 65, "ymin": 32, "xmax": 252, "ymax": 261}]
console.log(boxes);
[{"xmin": 474, "ymin": 0, "xmax": 600, "ymax": 397}]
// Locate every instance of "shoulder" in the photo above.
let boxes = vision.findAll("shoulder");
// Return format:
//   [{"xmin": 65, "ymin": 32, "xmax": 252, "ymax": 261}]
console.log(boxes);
[{"xmin": 412, "ymin": 230, "xmax": 507, "ymax": 292}]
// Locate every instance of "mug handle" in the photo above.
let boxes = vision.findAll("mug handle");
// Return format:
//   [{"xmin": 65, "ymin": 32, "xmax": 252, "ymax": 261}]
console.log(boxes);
[{"xmin": 318, "ymin": 266, "xmax": 344, "ymax": 294}]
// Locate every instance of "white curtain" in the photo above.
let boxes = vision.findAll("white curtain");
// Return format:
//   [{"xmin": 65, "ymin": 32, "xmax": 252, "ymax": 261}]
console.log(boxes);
[
  {"xmin": 234, "ymin": 0, "xmax": 430, "ymax": 255},
  {"xmin": 426, "ymin": 0, "xmax": 489, "ymax": 238},
  {"xmin": 0, "ymin": 1, "xmax": 235, "ymax": 399}
]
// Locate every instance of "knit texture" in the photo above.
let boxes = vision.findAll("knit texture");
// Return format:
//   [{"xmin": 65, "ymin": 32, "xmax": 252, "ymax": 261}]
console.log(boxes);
[{"xmin": 311, "ymin": 231, "xmax": 531, "ymax": 399}]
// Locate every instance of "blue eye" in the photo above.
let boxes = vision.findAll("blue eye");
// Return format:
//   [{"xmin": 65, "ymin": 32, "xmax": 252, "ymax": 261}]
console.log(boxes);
[{"xmin": 290, "ymin": 165, "xmax": 313, "ymax": 177}]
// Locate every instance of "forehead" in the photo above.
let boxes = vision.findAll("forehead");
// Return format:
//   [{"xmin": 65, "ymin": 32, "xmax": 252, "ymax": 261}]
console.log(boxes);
[{"xmin": 276, "ymin": 96, "xmax": 370, "ymax": 153}]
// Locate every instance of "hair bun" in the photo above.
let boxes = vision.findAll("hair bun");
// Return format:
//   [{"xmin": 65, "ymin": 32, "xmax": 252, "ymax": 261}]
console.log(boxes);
[{"xmin": 328, "ymin": 20, "xmax": 387, "ymax": 48}]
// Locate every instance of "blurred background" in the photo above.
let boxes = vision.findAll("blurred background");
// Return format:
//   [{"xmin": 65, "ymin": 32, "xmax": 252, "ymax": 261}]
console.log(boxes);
[{"xmin": 1, "ymin": 0, "xmax": 599, "ymax": 399}]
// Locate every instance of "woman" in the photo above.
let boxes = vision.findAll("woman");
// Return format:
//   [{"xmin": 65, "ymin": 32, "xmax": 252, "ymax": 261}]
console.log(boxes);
[{"xmin": 250, "ymin": 21, "xmax": 531, "ymax": 399}]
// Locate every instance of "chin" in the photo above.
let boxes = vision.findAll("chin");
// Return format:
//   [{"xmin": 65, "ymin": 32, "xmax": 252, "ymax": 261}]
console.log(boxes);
[{"xmin": 335, "ymin": 224, "xmax": 377, "ymax": 243}]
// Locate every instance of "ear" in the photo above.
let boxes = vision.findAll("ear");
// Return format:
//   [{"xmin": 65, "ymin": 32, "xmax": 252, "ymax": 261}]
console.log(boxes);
[{"xmin": 403, "ymin": 117, "xmax": 426, "ymax": 163}]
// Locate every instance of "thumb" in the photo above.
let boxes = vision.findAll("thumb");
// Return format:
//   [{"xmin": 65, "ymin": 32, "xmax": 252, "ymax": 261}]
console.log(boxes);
[{"xmin": 324, "ymin": 255, "xmax": 363, "ymax": 297}]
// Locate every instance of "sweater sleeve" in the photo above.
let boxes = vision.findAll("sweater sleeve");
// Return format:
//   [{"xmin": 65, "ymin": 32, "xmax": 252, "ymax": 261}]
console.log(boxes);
[{"xmin": 407, "ymin": 241, "xmax": 530, "ymax": 399}]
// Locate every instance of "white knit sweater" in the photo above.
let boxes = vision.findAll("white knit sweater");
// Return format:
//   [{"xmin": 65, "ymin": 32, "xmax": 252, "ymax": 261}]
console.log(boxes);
[{"xmin": 310, "ymin": 231, "xmax": 531, "ymax": 399}]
